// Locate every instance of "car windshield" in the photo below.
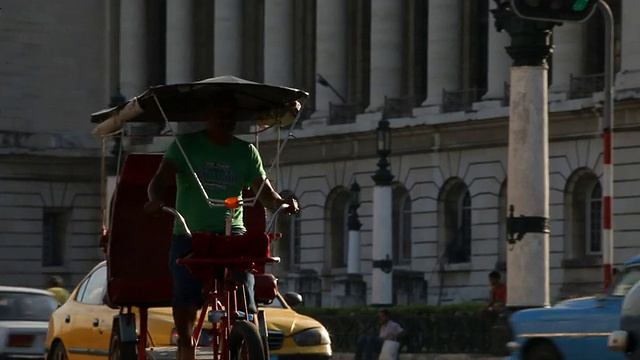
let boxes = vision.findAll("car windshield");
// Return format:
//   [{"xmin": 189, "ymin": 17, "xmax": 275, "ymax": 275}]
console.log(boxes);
[
  {"xmin": 259, "ymin": 295, "xmax": 286, "ymax": 309},
  {"xmin": 0, "ymin": 291, "xmax": 58, "ymax": 322},
  {"xmin": 612, "ymin": 266, "xmax": 640, "ymax": 297}
]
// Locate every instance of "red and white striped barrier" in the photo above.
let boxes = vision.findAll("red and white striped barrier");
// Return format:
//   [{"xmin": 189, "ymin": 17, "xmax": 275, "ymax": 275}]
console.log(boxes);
[{"xmin": 603, "ymin": 129, "xmax": 613, "ymax": 290}]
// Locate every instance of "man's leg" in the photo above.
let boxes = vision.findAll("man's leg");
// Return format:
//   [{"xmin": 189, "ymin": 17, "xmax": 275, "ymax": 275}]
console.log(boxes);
[
  {"xmin": 172, "ymin": 306, "xmax": 198, "ymax": 360},
  {"xmin": 170, "ymin": 237, "xmax": 204, "ymax": 360},
  {"xmin": 362, "ymin": 336, "xmax": 384, "ymax": 360},
  {"xmin": 231, "ymin": 270, "xmax": 257, "ymax": 314},
  {"xmin": 372, "ymin": 336, "xmax": 384, "ymax": 356},
  {"xmin": 355, "ymin": 334, "xmax": 369, "ymax": 360}
]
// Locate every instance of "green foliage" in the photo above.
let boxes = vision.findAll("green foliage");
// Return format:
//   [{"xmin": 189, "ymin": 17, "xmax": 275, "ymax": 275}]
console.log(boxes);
[
  {"xmin": 293, "ymin": 302, "xmax": 495, "ymax": 354},
  {"xmin": 295, "ymin": 301, "xmax": 486, "ymax": 318}
]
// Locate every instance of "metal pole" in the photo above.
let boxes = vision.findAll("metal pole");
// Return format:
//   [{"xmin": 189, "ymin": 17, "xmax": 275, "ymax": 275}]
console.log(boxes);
[{"xmin": 598, "ymin": 0, "xmax": 615, "ymax": 291}]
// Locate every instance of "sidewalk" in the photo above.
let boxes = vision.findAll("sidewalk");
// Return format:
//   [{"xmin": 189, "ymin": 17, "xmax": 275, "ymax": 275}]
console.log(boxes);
[{"xmin": 331, "ymin": 354, "xmax": 507, "ymax": 360}]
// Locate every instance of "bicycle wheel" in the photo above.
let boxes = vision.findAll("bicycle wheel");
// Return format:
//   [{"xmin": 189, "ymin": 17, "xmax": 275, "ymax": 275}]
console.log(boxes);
[{"xmin": 228, "ymin": 320, "xmax": 265, "ymax": 360}]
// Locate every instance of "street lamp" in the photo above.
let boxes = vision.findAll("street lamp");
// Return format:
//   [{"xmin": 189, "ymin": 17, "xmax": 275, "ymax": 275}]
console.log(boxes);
[
  {"xmin": 316, "ymin": 73, "xmax": 347, "ymax": 104},
  {"xmin": 347, "ymin": 181, "xmax": 362, "ymax": 275},
  {"xmin": 373, "ymin": 117, "xmax": 393, "ymax": 185},
  {"xmin": 349, "ymin": 182, "xmax": 361, "ymax": 213},
  {"xmin": 370, "ymin": 117, "xmax": 394, "ymax": 305}
]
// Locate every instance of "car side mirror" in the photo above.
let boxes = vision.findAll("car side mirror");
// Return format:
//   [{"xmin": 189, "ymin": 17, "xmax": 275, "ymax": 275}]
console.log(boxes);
[{"xmin": 283, "ymin": 292, "xmax": 303, "ymax": 307}]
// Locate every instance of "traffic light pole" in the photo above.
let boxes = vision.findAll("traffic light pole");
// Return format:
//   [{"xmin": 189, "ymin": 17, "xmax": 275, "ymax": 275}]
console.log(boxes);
[
  {"xmin": 598, "ymin": 0, "xmax": 615, "ymax": 291},
  {"xmin": 492, "ymin": 2, "xmax": 557, "ymax": 310}
]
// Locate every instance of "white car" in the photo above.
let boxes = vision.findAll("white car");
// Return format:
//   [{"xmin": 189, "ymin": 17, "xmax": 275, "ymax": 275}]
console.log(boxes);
[{"xmin": 0, "ymin": 286, "xmax": 58, "ymax": 360}]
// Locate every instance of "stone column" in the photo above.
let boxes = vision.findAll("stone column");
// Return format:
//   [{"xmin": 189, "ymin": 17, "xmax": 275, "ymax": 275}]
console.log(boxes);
[
  {"xmin": 422, "ymin": 0, "xmax": 461, "ymax": 108},
  {"xmin": 264, "ymin": 0, "xmax": 294, "ymax": 86},
  {"xmin": 507, "ymin": 67, "xmax": 550, "ymax": 308},
  {"xmin": 312, "ymin": 0, "xmax": 348, "ymax": 118},
  {"xmin": 483, "ymin": 1, "xmax": 510, "ymax": 100},
  {"xmin": 120, "ymin": 0, "xmax": 148, "ymax": 98},
  {"xmin": 549, "ymin": 23, "xmax": 585, "ymax": 94},
  {"xmin": 214, "ymin": 0, "xmax": 243, "ymax": 76},
  {"xmin": 367, "ymin": 0, "xmax": 403, "ymax": 112},
  {"xmin": 492, "ymin": 4, "xmax": 556, "ymax": 309},
  {"xmin": 616, "ymin": 0, "xmax": 640, "ymax": 90},
  {"xmin": 166, "ymin": 0, "xmax": 195, "ymax": 84}
]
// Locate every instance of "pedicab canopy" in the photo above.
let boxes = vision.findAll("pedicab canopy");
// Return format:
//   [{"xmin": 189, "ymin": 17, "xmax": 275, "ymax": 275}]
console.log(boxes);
[{"xmin": 91, "ymin": 75, "xmax": 309, "ymax": 136}]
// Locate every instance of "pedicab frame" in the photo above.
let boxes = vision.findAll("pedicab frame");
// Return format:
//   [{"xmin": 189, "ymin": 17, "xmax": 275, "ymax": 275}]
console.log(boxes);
[{"xmin": 92, "ymin": 76, "xmax": 309, "ymax": 360}]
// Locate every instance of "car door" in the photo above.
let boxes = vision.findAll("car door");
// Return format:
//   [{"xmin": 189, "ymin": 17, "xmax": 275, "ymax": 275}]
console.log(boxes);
[{"xmin": 62, "ymin": 265, "xmax": 116, "ymax": 360}]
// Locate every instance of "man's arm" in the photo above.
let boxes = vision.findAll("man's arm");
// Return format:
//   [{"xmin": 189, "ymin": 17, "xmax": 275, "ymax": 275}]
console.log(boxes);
[
  {"xmin": 145, "ymin": 158, "xmax": 177, "ymax": 213},
  {"xmin": 250, "ymin": 177, "xmax": 299, "ymax": 214},
  {"xmin": 487, "ymin": 288, "xmax": 496, "ymax": 308},
  {"xmin": 251, "ymin": 177, "xmax": 284, "ymax": 211}
]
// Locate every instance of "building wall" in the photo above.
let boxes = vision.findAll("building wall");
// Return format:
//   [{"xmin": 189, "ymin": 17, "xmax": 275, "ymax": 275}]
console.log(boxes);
[
  {"xmin": 0, "ymin": 0, "xmax": 109, "ymax": 290},
  {"xmin": 2, "ymin": 0, "xmax": 640, "ymax": 304},
  {"xmin": 255, "ymin": 100, "xmax": 640, "ymax": 304}
]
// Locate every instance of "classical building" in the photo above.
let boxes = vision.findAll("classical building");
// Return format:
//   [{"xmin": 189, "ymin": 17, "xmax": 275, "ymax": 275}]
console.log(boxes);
[{"xmin": 2, "ymin": 0, "xmax": 639, "ymax": 306}]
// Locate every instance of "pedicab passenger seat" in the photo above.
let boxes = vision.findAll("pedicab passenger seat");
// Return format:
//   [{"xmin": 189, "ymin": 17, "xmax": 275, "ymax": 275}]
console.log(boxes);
[{"xmin": 106, "ymin": 153, "xmax": 176, "ymax": 308}]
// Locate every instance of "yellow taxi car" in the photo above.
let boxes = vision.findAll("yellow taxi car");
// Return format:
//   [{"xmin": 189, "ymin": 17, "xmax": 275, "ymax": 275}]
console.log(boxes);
[{"xmin": 45, "ymin": 261, "xmax": 331, "ymax": 360}]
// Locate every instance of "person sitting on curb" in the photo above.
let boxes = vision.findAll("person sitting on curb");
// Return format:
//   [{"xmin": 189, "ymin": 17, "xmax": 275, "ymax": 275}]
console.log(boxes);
[
  {"xmin": 355, "ymin": 309, "xmax": 405, "ymax": 360},
  {"xmin": 481, "ymin": 271, "xmax": 507, "ymax": 321}
]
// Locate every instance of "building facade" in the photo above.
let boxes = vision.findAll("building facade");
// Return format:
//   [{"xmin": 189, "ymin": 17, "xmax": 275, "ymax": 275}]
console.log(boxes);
[{"xmin": 2, "ymin": 0, "xmax": 640, "ymax": 306}]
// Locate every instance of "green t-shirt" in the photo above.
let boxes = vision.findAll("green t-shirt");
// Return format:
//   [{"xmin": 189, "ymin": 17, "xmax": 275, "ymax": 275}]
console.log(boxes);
[{"xmin": 163, "ymin": 131, "xmax": 266, "ymax": 235}]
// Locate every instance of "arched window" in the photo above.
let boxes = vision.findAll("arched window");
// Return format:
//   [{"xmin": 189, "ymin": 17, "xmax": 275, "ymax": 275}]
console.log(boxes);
[
  {"xmin": 564, "ymin": 168, "xmax": 602, "ymax": 264},
  {"xmin": 277, "ymin": 191, "xmax": 302, "ymax": 270},
  {"xmin": 392, "ymin": 184, "xmax": 412, "ymax": 264},
  {"xmin": 587, "ymin": 182, "xmax": 603, "ymax": 254},
  {"xmin": 439, "ymin": 178, "xmax": 472, "ymax": 264},
  {"xmin": 325, "ymin": 187, "xmax": 350, "ymax": 268}
]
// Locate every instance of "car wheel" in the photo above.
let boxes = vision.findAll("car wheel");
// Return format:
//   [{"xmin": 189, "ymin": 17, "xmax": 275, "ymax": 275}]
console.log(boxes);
[
  {"xmin": 50, "ymin": 342, "xmax": 68, "ymax": 360},
  {"xmin": 109, "ymin": 322, "xmax": 137, "ymax": 360},
  {"xmin": 524, "ymin": 341, "xmax": 561, "ymax": 360}
]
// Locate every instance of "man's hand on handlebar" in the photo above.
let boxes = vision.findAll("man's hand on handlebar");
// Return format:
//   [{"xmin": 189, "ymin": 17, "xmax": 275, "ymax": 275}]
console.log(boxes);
[
  {"xmin": 277, "ymin": 198, "xmax": 300, "ymax": 215},
  {"xmin": 144, "ymin": 199, "xmax": 164, "ymax": 214}
]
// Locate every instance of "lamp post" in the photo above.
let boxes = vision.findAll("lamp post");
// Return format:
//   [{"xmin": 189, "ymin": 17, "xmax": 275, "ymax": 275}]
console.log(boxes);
[
  {"xmin": 347, "ymin": 182, "xmax": 362, "ymax": 275},
  {"xmin": 371, "ymin": 117, "xmax": 394, "ymax": 306}
]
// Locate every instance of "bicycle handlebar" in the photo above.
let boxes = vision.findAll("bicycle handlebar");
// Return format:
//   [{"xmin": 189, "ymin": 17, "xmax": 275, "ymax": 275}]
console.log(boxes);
[
  {"xmin": 162, "ymin": 202, "xmax": 292, "ymax": 237},
  {"xmin": 265, "ymin": 203, "xmax": 290, "ymax": 233},
  {"xmin": 161, "ymin": 206, "xmax": 192, "ymax": 237}
]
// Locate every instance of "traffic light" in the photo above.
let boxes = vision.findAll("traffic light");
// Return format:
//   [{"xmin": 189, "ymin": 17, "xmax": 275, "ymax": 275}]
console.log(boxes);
[{"xmin": 511, "ymin": 0, "xmax": 599, "ymax": 22}]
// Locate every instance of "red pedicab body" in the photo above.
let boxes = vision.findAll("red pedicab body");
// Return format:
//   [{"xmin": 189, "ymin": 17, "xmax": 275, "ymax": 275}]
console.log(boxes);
[{"xmin": 105, "ymin": 152, "xmax": 279, "ymax": 360}]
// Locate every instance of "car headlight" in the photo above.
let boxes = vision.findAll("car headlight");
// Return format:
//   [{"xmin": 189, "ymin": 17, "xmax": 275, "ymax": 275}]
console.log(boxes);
[
  {"xmin": 608, "ymin": 330, "xmax": 629, "ymax": 352},
  {"xmin": 291, "ymin": 327, "xmax": 331, "ymax": 346}
]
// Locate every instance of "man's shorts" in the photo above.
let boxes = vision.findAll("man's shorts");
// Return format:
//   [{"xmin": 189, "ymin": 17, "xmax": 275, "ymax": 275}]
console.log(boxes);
[{"xmin": 169, "ymin": 232, "xmax": 257, "ymax": 313}]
